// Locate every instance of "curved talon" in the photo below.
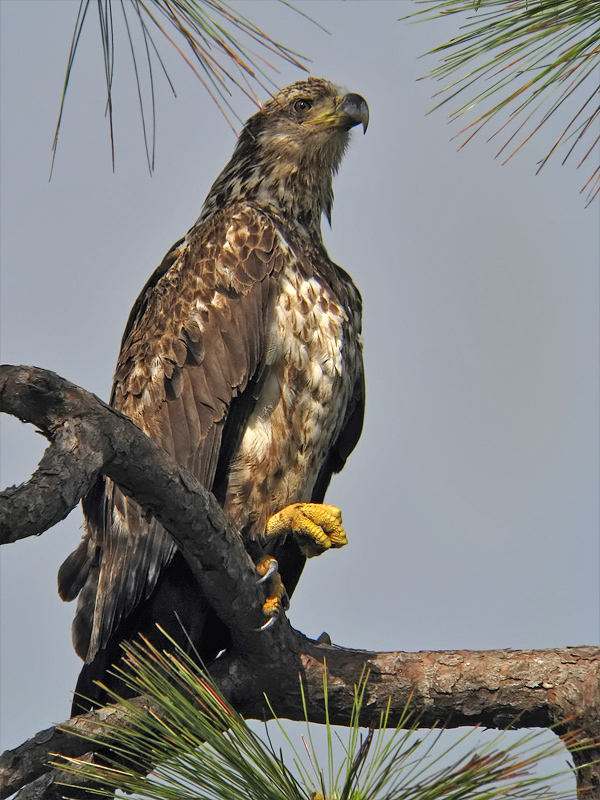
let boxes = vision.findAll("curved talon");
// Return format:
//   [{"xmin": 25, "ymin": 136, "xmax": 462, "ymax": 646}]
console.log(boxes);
[
  {"xmin": 255, "ymin": 569, "xmax": 286, "ymax": 631},
  {"xmin": 256, "ymin": 613, "xmax": 278, "ymax": 632},
  {"xmin": 256, "ymin": 557, "xmax": 278, "ymax": 585}
]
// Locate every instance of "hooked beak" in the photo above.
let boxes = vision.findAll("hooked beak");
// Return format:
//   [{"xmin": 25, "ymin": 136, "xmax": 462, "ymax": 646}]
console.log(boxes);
[
  {"xmin": 337, "ymin": 93, "xmax": 369, "ymax": 134},
  {"xmin": 309, "ymin": 92, "xmax": 369, "ymax": 134}
]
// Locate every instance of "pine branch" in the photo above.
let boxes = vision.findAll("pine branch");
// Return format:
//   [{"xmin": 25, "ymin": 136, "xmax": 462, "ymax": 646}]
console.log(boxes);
[
  {"xmin": 0, "ymin": 364, "xmax": 271, "ymax": 654},
  {"xmin": 51, "ymin": 0, "xmax": 312, "ymax": 175},
  {"xmin": 1, "ymin": 643, "xmax": 598, "ymax": 798},
  {"xmin": 1, "ymin": 364, "xmax": 599, "ymax": 798},
  {"xmin": 406, "ymin": 0, "xmax": 600, "ymax": 204}
]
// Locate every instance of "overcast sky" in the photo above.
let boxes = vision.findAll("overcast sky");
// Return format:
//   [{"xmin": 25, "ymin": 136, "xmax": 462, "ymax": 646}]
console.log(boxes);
[{"xmin": 1, "ymin": 0, "xmax": 598, "ymax": 786}]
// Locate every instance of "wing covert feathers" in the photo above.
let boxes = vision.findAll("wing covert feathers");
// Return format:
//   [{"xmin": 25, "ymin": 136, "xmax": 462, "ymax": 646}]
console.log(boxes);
[{"xmin": 67, "ymin": 206, "xmax": 286, "ymax": 662}]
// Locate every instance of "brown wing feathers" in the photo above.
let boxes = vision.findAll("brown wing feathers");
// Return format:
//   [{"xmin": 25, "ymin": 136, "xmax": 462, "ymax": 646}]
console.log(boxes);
[{"xmin": 59, "ymin": 207, "xmax": 284, "ymax": 662}]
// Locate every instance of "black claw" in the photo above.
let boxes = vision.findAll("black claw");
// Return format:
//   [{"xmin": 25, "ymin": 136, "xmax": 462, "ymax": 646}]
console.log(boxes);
[
  {"xmin": 256, "ymin": 558, "xmax": 279, "ymax": 585},
  {"xmin": 256, "ymin": 612, "xmax": 279, "ymax": 632}
]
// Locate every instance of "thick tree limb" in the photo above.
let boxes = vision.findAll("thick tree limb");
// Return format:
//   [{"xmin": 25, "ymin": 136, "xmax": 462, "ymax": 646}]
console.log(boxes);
[
  {"xmin": 0, "ymin": 697, "xmax": 162, "ymax": 798},
  {"xmin": 0, "ymin": 365, "xmax": 272, "ymax": 652},
  {"xmin": 2, "ymin": 643, "xmax": 598, "ymax": 798},
  {"xmin": 1, "ymin": 365, "xmax": 598, "ymax": 798}
]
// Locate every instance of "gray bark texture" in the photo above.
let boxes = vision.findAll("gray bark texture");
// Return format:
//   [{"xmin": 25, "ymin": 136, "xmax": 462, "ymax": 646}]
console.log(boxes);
[{"xmin": 1, "ymin": 365, "xmax": 598, "ymax": 799}]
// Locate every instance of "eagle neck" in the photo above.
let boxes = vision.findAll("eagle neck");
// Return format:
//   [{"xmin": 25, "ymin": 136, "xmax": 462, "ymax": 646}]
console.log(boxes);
[{"xmin": 196, "ymin": 128, "xmax": 334, "ymax": 244}]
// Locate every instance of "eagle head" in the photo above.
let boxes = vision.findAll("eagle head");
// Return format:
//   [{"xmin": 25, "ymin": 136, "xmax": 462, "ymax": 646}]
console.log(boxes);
[{"xmin": 200, "ymin": 78, "xmax": 369, "ymax": 234}]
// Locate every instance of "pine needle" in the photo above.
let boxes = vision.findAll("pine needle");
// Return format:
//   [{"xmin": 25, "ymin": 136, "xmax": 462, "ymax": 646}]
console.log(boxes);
[
  {"xmin": 51, "ymin": 631, "xmax": 594, "ymax": 799},
  {"xmin": 51, "ymin": 0, "xmax": 313, "ymax": 175},
  {"xmin": 404, "ymin": 0, "xmax": 600, "ymax": 204}
]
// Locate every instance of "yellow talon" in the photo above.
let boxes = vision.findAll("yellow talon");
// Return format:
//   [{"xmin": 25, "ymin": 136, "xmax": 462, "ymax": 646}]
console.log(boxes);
[
  {"xmin": 265, "ymin": 502, "xmax": 348, "ymax": 558},
  {"xmin": 262, "ymin": 595, "xmax": 282, "ymax": 618},
  {"xmin": 256, "ymin": 555, "xmax": 278, "ymax": 584},
  {"xmin": 255, "ymin": 556, "xmax": 288, "ymax": 629}
]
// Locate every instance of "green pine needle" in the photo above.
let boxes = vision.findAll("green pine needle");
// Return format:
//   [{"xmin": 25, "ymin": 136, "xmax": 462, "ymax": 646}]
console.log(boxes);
[
  {"xmin": 51, "ymin": 0, "xmax": 313, "ymax": 176},
  {"xmin": 52, "ymin": 631, "xmax": 591, "ymax": 799},
  {"xmin": 405, "ymin": 0, "xmax": 600, "ymax": 204}
]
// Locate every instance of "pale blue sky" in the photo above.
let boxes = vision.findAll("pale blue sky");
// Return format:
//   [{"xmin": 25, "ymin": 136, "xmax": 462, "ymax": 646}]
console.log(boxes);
[{"xmin": 1, "ymin": 0, "xmax": 598, "ymax": 780}]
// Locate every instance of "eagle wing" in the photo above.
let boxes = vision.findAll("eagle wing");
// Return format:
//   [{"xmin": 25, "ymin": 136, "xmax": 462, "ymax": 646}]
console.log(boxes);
[{"xmin": 59, "ymin": 205, "xmax": 287, "ymax": 661}]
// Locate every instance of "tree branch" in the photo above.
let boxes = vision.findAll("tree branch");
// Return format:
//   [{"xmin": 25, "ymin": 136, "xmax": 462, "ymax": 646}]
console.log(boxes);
[
  {"xmin": 1, "ymin": 365, "xmax": 598, "ymax": 798},
  {"xmin": 2, "ymin": 643, "xmax": 598, "ymax": 798},
  {"xmin": 0, "ymin": 364, "xmax": 273, "ymax": 652},
  {"xmin": 0, "ymin": 697, "xmax": 162, "ymax": 798}
]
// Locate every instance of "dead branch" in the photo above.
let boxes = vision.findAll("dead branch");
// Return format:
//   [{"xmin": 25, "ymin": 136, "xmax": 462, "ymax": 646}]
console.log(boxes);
[
  {"xmin": 1, "ymin": 365, "xmax": 598, "ymax": 798},
  {"xmin": 0, "ymin": 364, "xmax": 273, "ymax": 652}
]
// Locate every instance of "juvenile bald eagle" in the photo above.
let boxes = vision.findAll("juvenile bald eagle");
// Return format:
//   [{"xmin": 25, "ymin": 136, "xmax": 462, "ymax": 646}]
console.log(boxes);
[{"xmin": 58, "ymin": 78, "xmax": 368, "ymax": 713}]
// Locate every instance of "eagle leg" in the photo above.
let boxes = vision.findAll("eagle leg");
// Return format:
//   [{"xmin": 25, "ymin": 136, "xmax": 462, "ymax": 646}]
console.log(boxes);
[
  {"xmin": 265, "ymin": 502, "xmax": 348, "ymax": 558},
  {"xmin": 255, "ymin": 556, "xmax": 290, "ymax": 630}
]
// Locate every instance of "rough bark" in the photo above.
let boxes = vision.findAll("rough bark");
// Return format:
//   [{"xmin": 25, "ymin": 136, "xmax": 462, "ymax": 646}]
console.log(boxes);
[
  {"xmin": 0, "ymin": 697, "xmax": 161, "ymax": 798},
  {"xmin": 1, "ymin": 365, "xmax": 598, "ymax": 799},
  {"xmin": 0, "ymin": 364, "xmax": 269, "ymax": 649}
]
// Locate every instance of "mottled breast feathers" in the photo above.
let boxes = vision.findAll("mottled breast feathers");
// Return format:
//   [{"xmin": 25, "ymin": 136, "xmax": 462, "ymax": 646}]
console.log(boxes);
[{"xmin": 60, "ymin": 202, "xmax": 363, "ymax": 663}]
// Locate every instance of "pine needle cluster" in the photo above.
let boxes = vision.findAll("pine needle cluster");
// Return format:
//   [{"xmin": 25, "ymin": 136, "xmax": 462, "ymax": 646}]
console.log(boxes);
[
  {"xmin": 52, "ymin": 0, "xmax": 311, "ymax": 174},
  {"xmin": 53, "ymin": 632, "xmax": 582, "ymax": 799},
  {"xmin": 406, "ymin": 0, "xmax": 600, "ymax": 204}
]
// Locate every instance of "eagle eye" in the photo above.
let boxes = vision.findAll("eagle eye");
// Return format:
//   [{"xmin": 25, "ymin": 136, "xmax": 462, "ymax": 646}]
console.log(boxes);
[{"xmin": 294, "ymin": 99, "xmax": 312, "ymax": 113}]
